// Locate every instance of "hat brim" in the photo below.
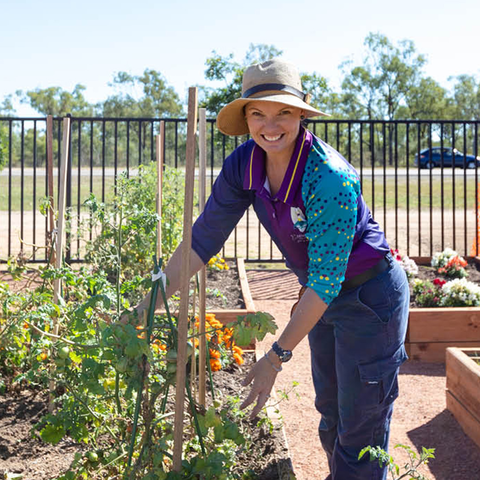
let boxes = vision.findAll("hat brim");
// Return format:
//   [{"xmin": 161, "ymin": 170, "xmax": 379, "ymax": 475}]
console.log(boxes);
[{"xmin": 216, "ymin": 93, "xmax": 330, "ymax": 136}]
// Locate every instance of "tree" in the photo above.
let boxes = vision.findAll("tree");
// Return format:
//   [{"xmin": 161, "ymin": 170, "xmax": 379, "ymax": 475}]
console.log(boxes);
[
  {"xmin": 201, "ymin": 43, "xmax": 283, "ymax": 115},
  {"xmin": 399, "ymin": 76, "xmax": 451, "ymax": 120},
  {"xmin": 449, "ymin": 74, "xmax": 480, "ymax": 120},
  {"xmin": 340, "ymin": 33, "xmax": 427, "ymax": 120},
  {"xmin": 18, "ymin": 84, "xmax": 95, "ymax": 116},
  {"xmin": 100, "ymin": 69, "xmax": 182, "ymax": 118}
]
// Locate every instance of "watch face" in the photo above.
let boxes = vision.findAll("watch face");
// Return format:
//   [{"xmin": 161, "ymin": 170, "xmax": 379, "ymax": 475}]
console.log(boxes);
[
  {"xmin": 273, "ymin": 342, "xmax": 293, "ymax": 362},
  {"xmin": 280, "ymin": 350, "xmax": 293, "ymax": 362}
]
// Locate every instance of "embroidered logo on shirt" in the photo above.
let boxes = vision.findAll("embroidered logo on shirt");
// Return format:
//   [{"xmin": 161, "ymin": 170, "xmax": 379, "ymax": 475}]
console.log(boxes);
[{"xmin": 291, "ymin": 207, "xmax": 307, "ymax": 233}]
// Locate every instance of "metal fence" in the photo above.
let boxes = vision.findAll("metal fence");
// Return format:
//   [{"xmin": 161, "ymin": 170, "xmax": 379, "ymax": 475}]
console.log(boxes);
[{"xmin": 1, "ymin": 116, "xmax": 479, "ymax": 264}]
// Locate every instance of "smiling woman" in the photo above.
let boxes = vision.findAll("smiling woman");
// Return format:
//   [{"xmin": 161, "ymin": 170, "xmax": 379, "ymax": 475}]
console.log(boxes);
[{"xmin": 132, "ymin": 58, "xmax": 410, "ymax": 480}]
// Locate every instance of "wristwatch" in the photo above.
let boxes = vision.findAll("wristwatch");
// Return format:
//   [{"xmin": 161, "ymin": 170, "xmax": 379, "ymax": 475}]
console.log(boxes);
[{"xmin": 272, "ymin": 341, "xmax": 293, "ymax": 363}]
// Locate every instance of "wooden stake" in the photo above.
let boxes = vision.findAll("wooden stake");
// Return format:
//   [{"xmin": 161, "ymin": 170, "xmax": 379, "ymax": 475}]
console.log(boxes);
[
  {"xmin": 156, "ymin": 122, "xmax": 165, "ymax": 260},
  {"xmin": 53, "ymin": 117, "xmax": 70, "ymax": 308},
  {"xmin": 46, "ymin": 115, "xmax": 56, "ymax": 265},
  {"xmin": 198, "ymin": 108, "xmax": 207, "ymax": 406},
  {"xmin": 173, "ymin": 88, "xmax": 198, "ymax": 471},
  {"xmin": 49, "ymin": 116, "xmax": 70, "ymax": 413}
]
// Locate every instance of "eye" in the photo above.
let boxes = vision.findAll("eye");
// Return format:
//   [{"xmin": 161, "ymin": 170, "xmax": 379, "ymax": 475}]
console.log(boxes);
[{"xmin": 279, "ymin": 109, "xmax": 292, "ymax": 116}]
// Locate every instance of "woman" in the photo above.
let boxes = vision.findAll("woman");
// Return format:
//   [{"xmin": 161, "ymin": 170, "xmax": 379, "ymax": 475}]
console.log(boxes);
[{"xmin": 137, "ymin": 58, "xmax": 409, "ymax": 480}]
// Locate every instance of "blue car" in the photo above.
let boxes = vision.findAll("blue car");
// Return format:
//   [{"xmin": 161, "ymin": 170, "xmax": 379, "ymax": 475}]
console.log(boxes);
[{"xmin": 414, "ymin": 147, "xmax": 480, "ymax": 169}]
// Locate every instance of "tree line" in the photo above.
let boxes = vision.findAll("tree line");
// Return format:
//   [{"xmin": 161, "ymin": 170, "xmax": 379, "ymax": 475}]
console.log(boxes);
[{"xmin": 1, "ymin": 34, "xmax": 479, "ymax": 121}]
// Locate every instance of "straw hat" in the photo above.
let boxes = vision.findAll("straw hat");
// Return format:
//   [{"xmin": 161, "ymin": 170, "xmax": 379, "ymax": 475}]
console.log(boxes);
[{"xmin": 216, "ymin": 58, "xmax": 329, "ymax": 136}]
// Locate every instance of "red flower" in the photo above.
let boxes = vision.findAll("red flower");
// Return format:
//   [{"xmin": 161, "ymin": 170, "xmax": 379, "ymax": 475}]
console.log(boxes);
[{"xmin": 433, "ymin": 278, "xmax": 446, "ymax": 287}]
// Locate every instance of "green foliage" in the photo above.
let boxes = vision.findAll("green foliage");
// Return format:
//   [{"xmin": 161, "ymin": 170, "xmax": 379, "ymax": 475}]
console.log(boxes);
[
  {"xmin": 358, "ymin": 444, "xmax": 435, "ymax": 480},
  {"xmin": 83, "ymin": 163, "xmax": 185, "ymax": 304},
  {"xmin": 340, "ymin": 33, "xmax": 428, "ymax": 120},
  {"xmin": 18, "ymin": 84, "xmax": 95, "ymax": 117},
  {"xmin": 201, "ymin": 43, "xmax": 283, "ymax": 115},
  {"xmin": 228, "ymin": 312, "xmax": 277, "ymax": 347},
  {"xmin": 101, "ymin": 69, "xmax": 183, "ymax": 118}
]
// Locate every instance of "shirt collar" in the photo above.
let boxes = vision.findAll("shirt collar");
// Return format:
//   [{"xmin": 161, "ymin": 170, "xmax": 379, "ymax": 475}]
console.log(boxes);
[{"xmin": 243, "ymin": 127, "xmax": 313, "ymax": 205}]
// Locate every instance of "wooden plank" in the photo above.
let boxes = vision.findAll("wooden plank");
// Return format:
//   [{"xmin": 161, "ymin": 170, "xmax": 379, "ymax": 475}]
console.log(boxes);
[
  {"xmin": 408, "ymin": 308, "xmax": 480, "ymax": 342},
  {"xmin": 237, "ymin": 258, "xmax": 256, "ymax": 312},
  {"xmin": 446, "ymin": 347, "xmax": 480, "ymax": 422},
  {"xmin": 446, "ymin": 390, "xmax": 480, "ymax": 449},
  {"xmin": 173, "ymin": 87, "xmax": 198, "ymax": 472},
  {"xmin": 198, "ymin": 108, "xmax": 207, "ymax": 407},
  {"xmin": 406, "ymin": 341, "xmax": 480, "ymax": 363}
]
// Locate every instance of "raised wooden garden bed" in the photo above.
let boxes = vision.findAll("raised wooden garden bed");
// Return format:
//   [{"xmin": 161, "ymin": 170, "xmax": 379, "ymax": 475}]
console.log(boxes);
[
  {"xmin": 405, "ymin": 256, "xmax": 480, "ymax": 363},
  {"xmin": 405, "ymin": 307, "xmax": 480, "ymax": 362},
  {"xmin": 212, "ymin": 258, "xmax": 256, "ymax": 350},
  {"xmin": 446, "ymin": 347, "xmax": 480, "ymax": 449}
]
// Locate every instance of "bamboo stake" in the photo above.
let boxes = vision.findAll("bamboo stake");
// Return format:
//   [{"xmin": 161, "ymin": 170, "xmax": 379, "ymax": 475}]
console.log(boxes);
[
  {"xmin": 198, "ymin": 108, "xmax": 207, "ymax": 406},
  {"xmin": 156, "ymin": 122, "xmax": 165, "ymax": 261},
  {"xmin": 173, "ymin": 87, "xmax": 198, "ymax": 471},
  {"xmin": 46, "ymin": 115, "xmax": 56, "ymax": 265},
  {"xmin": 53, "ymin": 117, "xmax": 70, "ymax": 308},
  {"xmin": 49, "ymin": 116, "xmax": 70, "ymax": 412}
]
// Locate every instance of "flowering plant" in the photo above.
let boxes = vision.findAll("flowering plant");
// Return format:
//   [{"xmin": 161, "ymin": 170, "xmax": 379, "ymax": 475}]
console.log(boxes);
[
  {"xmin": 431, "ymin": 248, "xmax": 459, "ymax": 269},
  {"xmin": 194, "ymin": 313, "xmax": 244, "ymax": 372},
  {"xmin": 439, "ymin": 278, "xmax": 480, "ymax": 307},
  {"xmin": 411, "ymin": 279, "xmax": 442, "ymax": 307},
  {"xmin": 207, "ymin": 253, "xmax": 230, "ymax": 271},
  {"xmin": 390, "ymin": 248, "xmax": 418, "ymax": 280},
  {"xmin": 437, "ymin": 255, "xmax": 468, "ymax": 279},
  {"xmin": 412, "ymin": 277, "xmax": 480, "ymax": 307}
]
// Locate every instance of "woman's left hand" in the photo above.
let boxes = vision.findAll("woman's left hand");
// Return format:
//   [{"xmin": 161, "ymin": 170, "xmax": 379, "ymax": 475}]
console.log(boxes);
[{"xmin": 240, "ymin": 355, "xmax": 278, "ymax": 418}]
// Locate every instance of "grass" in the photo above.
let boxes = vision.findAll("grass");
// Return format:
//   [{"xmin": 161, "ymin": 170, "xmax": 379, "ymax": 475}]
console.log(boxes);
[
  {"xmin": 2, "ymin": 173, "xmax": 478, "ymax": 213},
  {"xmin": 0, "ymin": 175, "xmax": 117, "ymax": 212},
  {"xmin": 361, "ymin": 176, "xmax": 478, "ymax": 211}
]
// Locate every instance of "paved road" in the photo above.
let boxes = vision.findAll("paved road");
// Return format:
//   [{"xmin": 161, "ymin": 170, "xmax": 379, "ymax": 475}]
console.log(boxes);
[{"xmin": 1, "ymin": 167, "xmax": 479, "ymax": 178}]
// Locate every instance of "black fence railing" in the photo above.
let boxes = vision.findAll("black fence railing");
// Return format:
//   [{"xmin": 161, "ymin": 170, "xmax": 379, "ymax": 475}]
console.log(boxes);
[{"xmin": 1, "ymin": 116, "xmax": 479, "ymax": 264}]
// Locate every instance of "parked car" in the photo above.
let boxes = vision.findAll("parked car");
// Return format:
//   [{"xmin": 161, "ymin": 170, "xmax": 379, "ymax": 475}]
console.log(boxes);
[{"xmin": 414, "ymin": 147, "xmax": 480, "ymax": 169}]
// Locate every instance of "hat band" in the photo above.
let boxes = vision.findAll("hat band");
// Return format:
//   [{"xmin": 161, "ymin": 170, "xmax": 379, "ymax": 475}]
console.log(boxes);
[{"xmin": 242, "ymin": 83, "xmax": 307, "ymax": 101}]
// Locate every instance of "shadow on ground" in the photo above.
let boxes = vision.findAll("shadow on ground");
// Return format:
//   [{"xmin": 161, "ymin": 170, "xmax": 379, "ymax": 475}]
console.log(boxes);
[
  {"xmin": 407, "ymin": 409, "xmax": 480, "ymax": 479},
  {"xmin": 400, "ymin": 361, "xmax": 446, "ymax": 377}
]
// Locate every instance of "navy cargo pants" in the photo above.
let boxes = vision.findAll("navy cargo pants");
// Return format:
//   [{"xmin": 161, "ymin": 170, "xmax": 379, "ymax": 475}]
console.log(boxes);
[{"xmin": 308, "ymin": 254, "xmax": 410, "ymax": 480}]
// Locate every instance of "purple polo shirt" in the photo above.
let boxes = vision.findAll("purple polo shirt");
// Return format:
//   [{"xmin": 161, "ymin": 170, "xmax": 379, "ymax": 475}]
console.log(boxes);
[{"xmin": 192, "ymin": 127, "xmax": 390, "ymax": 304}]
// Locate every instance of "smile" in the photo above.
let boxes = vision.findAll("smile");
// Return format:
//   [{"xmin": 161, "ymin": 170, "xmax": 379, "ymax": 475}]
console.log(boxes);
[{"xmin": 262, "ymin": 134, "xmax": 283, "ymax": 142}]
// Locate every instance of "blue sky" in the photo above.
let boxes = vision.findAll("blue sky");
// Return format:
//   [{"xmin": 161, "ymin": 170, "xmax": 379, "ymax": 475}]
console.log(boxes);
[{"xmin": 1, "ymin": 0, "xmax": 479, "ymax": 116}]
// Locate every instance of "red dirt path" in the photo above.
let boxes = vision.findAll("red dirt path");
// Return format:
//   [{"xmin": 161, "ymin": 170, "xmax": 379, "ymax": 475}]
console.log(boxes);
[{"xmin": 247, "ymin": 269, "xmax": 480, "ymax": 480}]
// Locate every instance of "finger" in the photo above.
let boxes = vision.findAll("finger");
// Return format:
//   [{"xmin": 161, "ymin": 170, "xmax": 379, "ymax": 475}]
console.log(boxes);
[
  {"xmin": 250, "ymin": 393, "xmax": 270, "ymax": 418},
  {"xmin": 241, "ymin": 365, "xmax": 256, "ymax": 387},
  {"xmin": 240, "ymin": 386, "xmax": 259, "ymax": 410}
]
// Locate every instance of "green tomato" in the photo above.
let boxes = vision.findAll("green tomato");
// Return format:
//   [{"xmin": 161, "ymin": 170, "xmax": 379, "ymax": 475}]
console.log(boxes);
[
  {"xmin": 86, "ymin": 451, "xmax": 99, "ymax": 463},
  {"xmin": 54, "ymin": 357, "xmax": 66, "ymax": 367},
  {"xmin": 165, "ymin": 349, "xmax": 178, "ymax": 363},
  {"xmin": 166, "ymin": 363, "xmax": 177, "ymax": 374},
  {"xmin": 116, "ymin": 357, "xmax": 129, "ymax": 373},
  {"xmin": 57, "ymin": 345, "xmax": 70, "ymax": 359}
]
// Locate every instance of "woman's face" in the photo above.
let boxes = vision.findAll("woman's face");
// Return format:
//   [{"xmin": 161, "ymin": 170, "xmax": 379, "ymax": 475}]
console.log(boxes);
[{"xmin": 244, "ymin": 101, "xmax": 304, "ymax": 158}]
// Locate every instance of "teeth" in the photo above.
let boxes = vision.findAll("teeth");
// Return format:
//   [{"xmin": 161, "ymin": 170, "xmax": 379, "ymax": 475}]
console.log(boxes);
[{"xmin": 264, "ymin": 134, "xmax": 282, "ymax": 142}]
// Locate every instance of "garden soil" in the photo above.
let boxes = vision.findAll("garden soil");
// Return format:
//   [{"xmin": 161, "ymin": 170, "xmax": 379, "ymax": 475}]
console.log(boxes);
[{"xmin": 3, "ymin": 261, "xmax": 480, "ymax": 479}]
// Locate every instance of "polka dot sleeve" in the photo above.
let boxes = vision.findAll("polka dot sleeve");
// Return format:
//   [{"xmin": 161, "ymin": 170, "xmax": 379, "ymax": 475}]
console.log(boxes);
[{"xmin": 302, "ymin": 140, "xmax": 360, "ymax": 305}]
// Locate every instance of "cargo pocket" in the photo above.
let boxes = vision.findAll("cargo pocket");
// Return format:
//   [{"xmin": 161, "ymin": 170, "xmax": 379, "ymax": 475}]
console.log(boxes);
[{"xmin": 357, "ymin": 344, "xmax": 408, "ymax": 410}]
